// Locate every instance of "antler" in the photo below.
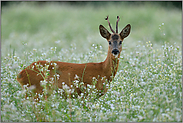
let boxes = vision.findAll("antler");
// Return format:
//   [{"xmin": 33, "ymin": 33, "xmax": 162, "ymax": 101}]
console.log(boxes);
[
  {"xmin": 116, "ymin": 16, "xmax": 120, "ymax": 33},
  {"xmin": 105, "ymin": 16, "xmax": 120, "ymax": 33},
  {"xmin": 105, "ymin": 16, "xmax": 115, "ymax": 33}
]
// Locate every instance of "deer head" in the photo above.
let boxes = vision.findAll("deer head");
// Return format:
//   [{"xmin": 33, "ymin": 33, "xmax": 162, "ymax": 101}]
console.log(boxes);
[{"xmin": 99, "ymin": 16, "xmax": 131, "ymax": 59}]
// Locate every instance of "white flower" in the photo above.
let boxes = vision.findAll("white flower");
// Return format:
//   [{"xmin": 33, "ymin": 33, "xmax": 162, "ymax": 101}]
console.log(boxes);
[
  {"xmin": 28, "ymin": 85, "xmax": 36, "ymax": 90},
  {"xmin": 74, "ymin": 74, "xmax": 79, "ymax": 79},
  {"xmin": 62, "ymin": 84, "xmax": 70, "ymax": 90}
]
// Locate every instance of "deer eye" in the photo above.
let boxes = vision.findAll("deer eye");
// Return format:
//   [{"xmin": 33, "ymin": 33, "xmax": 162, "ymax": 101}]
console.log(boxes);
[
  {"xmin": 119, "ymin": 41, "xmax": 122, "ymax": 45},
  {"xmin": 109, "ymin": 41, "xmax": 111, "ymax": 45}
]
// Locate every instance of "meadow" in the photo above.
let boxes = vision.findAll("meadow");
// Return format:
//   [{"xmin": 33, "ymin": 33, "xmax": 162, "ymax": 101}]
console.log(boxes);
[{"xmin": 1, "ymin": 2, "xmax": 182, "ymax": 122}]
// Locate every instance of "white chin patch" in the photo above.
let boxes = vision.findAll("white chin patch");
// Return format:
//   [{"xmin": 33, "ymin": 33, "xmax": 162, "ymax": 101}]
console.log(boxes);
[{"xmin": 113, "ymin": 54, "xmax": 119, "ymax": 58}]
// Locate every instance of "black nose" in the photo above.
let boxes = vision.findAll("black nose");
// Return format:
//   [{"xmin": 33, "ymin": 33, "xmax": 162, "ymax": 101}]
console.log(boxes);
[{"xmin": 112, "ymin": 49, "xmax": 119, "ymax": 55}]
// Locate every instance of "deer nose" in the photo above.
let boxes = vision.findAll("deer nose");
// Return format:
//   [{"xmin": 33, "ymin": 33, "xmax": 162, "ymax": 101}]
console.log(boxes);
[{"xmin": 112, "ymin": 49, "xmax": 119, "ymax": 55}]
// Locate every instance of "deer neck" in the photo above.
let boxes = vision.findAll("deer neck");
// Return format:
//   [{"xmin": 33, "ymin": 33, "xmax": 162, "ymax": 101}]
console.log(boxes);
[{"xmin": 102, "ymin": 48, "xmax": 120, "ymax": 81}]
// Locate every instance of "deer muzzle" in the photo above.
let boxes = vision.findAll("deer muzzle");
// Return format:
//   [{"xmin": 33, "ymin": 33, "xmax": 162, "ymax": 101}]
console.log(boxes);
[{"xmin": 112, "ymin": 49, "xmax": 119, "ymax": 55}]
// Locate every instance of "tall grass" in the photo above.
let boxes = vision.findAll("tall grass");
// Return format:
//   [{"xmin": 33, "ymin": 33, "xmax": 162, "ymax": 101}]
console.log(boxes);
[{"xmin": 1, "ymin": 2, "xmax": 182, "ymax": 122}]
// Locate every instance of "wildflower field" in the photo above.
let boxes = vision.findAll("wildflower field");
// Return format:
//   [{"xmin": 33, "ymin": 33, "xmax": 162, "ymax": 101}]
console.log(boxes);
[{"xmin": 1, "ymin": 2, "xmax": 182, "ymax": 122}]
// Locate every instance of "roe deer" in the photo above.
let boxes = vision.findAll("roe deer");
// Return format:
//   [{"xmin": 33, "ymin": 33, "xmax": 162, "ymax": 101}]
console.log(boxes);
[{"xmin": 17, "ymin": 16, "xmax": 131, "ymax": 99}]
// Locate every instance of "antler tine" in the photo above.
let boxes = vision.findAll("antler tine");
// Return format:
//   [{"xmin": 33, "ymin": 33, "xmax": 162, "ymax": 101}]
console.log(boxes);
[
  {"xmin": 116, "ymin": 16, "xmax": 120, "ymax": 33},
  {"xmin": 105, "ymin": 15, "xmax": 115, "ymax": 33}
]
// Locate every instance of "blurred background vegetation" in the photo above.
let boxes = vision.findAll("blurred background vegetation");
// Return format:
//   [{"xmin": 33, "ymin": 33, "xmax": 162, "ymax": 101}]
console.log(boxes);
[
  {"xmin": 1, "ymin": 1, "xmax": 182, "ymax": 58},
  {"xmin": 1, "ymin": 1, "xmax": 182, "ymax": 9}
]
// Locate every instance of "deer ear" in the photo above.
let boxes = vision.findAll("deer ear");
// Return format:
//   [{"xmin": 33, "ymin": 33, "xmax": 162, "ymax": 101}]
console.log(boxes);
[
  {"xmin": 99, "ymin": 25, "xmax": 111, "ymax": 40},
  {"xmin": 119, "ymin": 24, "xmax": 131, "ymax": 39}
]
